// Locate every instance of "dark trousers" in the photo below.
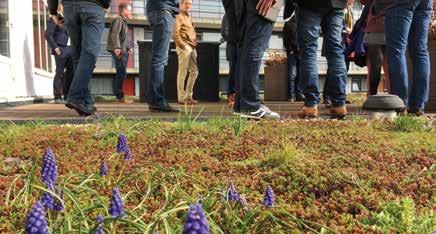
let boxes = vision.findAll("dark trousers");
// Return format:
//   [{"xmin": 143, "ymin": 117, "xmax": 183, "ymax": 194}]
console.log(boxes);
[
  {"xmin": 54, "ymin": 47, "xmax": 74, "ymax": 99},
  {"xmin": 287, "ymin": 52, "xmax": 303, "ymax": 98},
  {"xmin": 63, "ymin": 2, "xmax": 105, "ymax": 107},
  {"xmin": 226, "ymin": 43, "xmax": 237, "ymax": 95},
  {"xmin": 112, "ymin": 52, "xmax": 129, "ymax": 99},
  {"xmin": 235, "ymin": 10, "xmax": 274, "ymax": 112},
  {"xmin": 147, "ymin": 10, "xmax": 175, "ymax": 106},
  {"xmin": 367, "ymin": 45, "xmax": 388, "ymax": 95}
]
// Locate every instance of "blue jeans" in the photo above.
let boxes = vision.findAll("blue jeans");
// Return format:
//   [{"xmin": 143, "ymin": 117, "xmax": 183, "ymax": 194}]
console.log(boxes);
[
  {"xmin": 227, "ymin": 43, "xmax": 237, "ymax": 95},
  {"xmin": 147, "ymin": 10, "xmax": 175, "ymax": 106},
  {"xmin": 63, "ymin": 2, "xmax": 105, "ymax": 107},
  {"xmin": 236, "ymin": 10, "xmax": 274, "ymax": 112},
  {"xmin": 386, "ymin": 0, "xmax": 432, "ymax": 109},
  {"xmin": 112, "ymin": 52, "xmax": 129, "ymax": 99},
  {"xmin": 54, "ymin": 47, "xmax": 73, "ymax": 99},
  {"xmin": 297, "ymin": 7, "xmax": 347, "ymax": 107}
]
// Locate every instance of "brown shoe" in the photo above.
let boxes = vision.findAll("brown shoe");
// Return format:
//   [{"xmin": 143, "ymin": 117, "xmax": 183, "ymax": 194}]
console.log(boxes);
[
  {"xmin": 329, "ymin": 106, "xmax": 347, "ymax": 119},
  {"xmin": 298, "ymin": 106, "xmax": 319, "ymax": 119},
  {"xmin": 178, "ymin": 100, "xmax": 186, "ymax": 105},
  {"xmin": 117, "ymin": 97, "xmax": 133, "ymax": 104},
  {"xmin": 186, "ymin": 99, "xmax": 198, "ymax": 105}
]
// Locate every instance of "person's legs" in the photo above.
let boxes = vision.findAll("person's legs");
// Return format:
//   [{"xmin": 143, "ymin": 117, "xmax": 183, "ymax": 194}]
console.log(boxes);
[
  {"xmin": 321, "ymin": 8, "xmax": 347, "ymax": 108},
  {"xmin": 381, "ymin": 46, "xmax": 390, "ymax": 93},
  {"xmin": 298, "ymin": 7, "xmax": 322, "ymax": 107},
  {"xmin": 386, "ymin": 2, "xmax": 414, "ymax": 107},
  {"xmin": 408, "ymin": 0, "xmax": 432, "ymax": 111},
  {"xmin": 366, "ymin": 45, "xmax": 384, "ymax": 95},
  {"xmin": 287, "ymin": 52, "xmax": 297, "ymax": 101},
  {"xmin": 294, "ymin": 58, "xmax": 304, "ymax": 100},
  {"xmin": 63, "ymin": 1, "xmax": 82, "ymax": 104},
  {"xmin": 112, "ymin": 53, "xmax": 128, "ymax": 100},
  {"xmin": 65, "ymin": 2, "xmax": 104, "ymax": 110},
  {"xmin": 63, "ymin": 56, "xmax": 74, "ymax": 99},
  {"xmin": 186, "ymin": 49, "xmax": 199, "ymax": 101},
  {"xmin": 176, "ymin": 46, "xmax": 191, "ymax": 102},
  {"xmin": 237, "ymin": 11, "xmax": 273, "ymax": 112},
  {"xmin": 54, "ymin": 56, "xmax": 66, "ymax": 100},
  {"xmin": 227, "ymin": 43, "xmax": 237, "ymax": 95},
  {"xmin": 147, "ymin": 10, "xmax": 174, "ymax": 106}
]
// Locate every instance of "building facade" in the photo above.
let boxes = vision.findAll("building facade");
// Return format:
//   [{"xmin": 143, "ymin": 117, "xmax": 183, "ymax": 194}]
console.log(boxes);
[{"xmin": 0, "ymin": 0, "xmax": 366, "ymax": 103}]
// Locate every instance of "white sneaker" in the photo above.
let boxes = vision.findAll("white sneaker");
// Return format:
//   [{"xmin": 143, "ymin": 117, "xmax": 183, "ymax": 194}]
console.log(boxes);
[{"xmin": 239, "ymin": 105, "xmax": 280, "ymax": 120}]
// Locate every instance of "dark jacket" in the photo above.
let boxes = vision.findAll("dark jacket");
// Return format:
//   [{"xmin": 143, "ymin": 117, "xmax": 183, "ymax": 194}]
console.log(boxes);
[
  {"xmin": 296, "ymin": 0, "xmax": 346, "ymax": 9},
  {"xmin": 45, "ymin": 18, "xmax": 69, "ymax": 55},
  {"xmin": 283, "ymin": 16, "xmax": 298, "ymax": 54},
  {"xmin": 146, "ymin": 0, "xmax": 179, "ymax": 14},
  {"xmin": 221, "ymin": 0, "xmax": 241, "ymax": 44},
  {"xmin": 107, "ymin": 16, "xmax": 131, "ymax": 52},
  {"xmin": 48, "ymin": 0, "xmax": 111, "ymax": 15}
]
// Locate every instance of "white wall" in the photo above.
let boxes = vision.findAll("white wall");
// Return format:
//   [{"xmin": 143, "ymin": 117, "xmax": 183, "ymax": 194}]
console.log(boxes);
[{"xmin": 0, "ymin": 1, "xmax": 54, "ymax": 103}]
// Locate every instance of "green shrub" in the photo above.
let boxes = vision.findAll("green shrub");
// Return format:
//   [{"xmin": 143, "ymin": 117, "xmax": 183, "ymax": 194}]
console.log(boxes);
[
  {"xmin": 363, "ymin": 197, "xmax": 434, "ymax": 233},
  {"xmin": 393, "ymin": 116, "xmax": 431, "ymax": 132}
]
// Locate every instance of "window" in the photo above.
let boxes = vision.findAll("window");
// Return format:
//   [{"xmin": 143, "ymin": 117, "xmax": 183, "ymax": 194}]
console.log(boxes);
[
  {"xmin": 0, "ymin": 0, "xmax": 9, "ymax": 57},
  {"xmin": 33, "ymin": 0, "xmax": 53, "ymax": 72},
  {"xmin": 352, "ymin": 77, "xmax": 368, "ymax": 92}
]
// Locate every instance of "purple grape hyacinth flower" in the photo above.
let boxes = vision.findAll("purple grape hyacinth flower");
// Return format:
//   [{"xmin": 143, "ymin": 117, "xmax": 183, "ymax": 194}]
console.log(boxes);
[
  {"xmin": 100, "ymin": 161, "xmax": 108, "ymax": 176},
  {"xmin": 116, "ymin": 134, "xmax": 132, "ymax": 161},
  {"xmin": 227, "ymin": 183, "xmax": 240, "ymax": 202},
  {"xmin": 96, "ymin": 215, "xmax": 104, "ymax": 234},
  {"xmin": 26, "ymin": 201, "xmax": 48, "ymax": 234},
  {"xmin": 116, "ymin": 134, "xmax": 128, "ymax": 153},
  {"xmin": 263, "ymin": 185, "xmax": 275, "ymax": 208},
  {"xmin": 182, "ymin": 204, "xmax": 210, "ymax": 234},
  {"xmin": 40, "ymin": 192, "xmax": 54, "ymax": 210},
  {"xmin": 41, "ymin": 148, "xmax": 57, "ymax": 188},
  {"xmin": 109, "ymin": 188, "xmax": 125, "ymax": 218},
  {"xmin": 52, "ymin": 188, "xmax": 64, "ymax": 212}
]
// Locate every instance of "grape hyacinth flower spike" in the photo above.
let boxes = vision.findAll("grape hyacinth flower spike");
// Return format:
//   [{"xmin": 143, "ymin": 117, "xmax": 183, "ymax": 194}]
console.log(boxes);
[
  {"xmin": 41, "ymin": 148, "xmax": 58, "ymax": 187},
  {"xmin": 109, "ymin": 188, "xmax": 125, "ymax": 218},
  {"xmin": 52, "ymin": 188, "xmax": 64, "ymax": 212},
  {"xmin": 227, "ymin": 183, "xmax": 240, "ymax": 202},
  {"xmin": 100, "ymin": 161, "xmax": 108, "ymax": 176},
  {"xmin": 263, "ymin": 185, "xmax": 275, "ymax": 208},
  {"xmin": 96, "ymin": 215, "xmax": 104, "ymax": 234},
  {"xmin": 40, "ymin": 191, "xmax": 54, "ymax": 210},
  {"xmin": 25, "ymin": 201, "xmax": 49, "ymax": 234},
  {"xmin": 182, "ymin": 204, "xmax": 210, "ymax": 234},
  {"xmin": 116, "ymin": 133, "xmax": 131, "ymax": 161}
]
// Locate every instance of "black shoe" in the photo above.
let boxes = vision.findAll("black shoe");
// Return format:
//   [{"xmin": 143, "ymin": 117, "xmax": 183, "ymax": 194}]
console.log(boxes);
[
  {"xmin": 408, "ymin": 108, "xmax": 424, "ymax": 117},
  {"xmin": 288, "ymin": 97, "xmax": 296, "ymax": 102},
  {"xmin": 323, "ymin": 99, "xmax": 332, "ymax": 107},
  {"xmin": 295, "ymin": 94, "xmax": 305, "ymax": 102},
  {"xmin": 149, "ymin": 103, "xmax": 179, "ymax": 112},
  {"xmin": 65, "ymin": 102, "xmax": 93, "ymax": 116}
]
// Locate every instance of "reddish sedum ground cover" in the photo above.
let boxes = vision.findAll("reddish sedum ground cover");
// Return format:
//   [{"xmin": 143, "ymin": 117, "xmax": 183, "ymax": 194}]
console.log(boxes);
[{"xmin": 0, "ymin": 118, "xmax": 434, "ymax": 233}]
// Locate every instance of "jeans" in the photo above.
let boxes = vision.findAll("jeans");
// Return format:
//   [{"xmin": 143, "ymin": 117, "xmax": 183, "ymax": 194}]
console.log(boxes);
[
  {"xmin": 298, "ymin": 7, "xmax": 347, "ymax": 107},
  {"xmin": 287, "ymin": 52, "xmax": 299, "ymax": 99},
  {"xmin": 112, "ymin": 52, "xmax": 129, "ymax": 99},
  {"xmin": 385, "ymin": 0, "xmax": 432, "ymax": 109},
  {"xmin": 54, "ymin": 47, "xmax": 74, "ymax": 100},
  {"xmin": 147, "ymin": 10, "xmax": 175, "ymax": 106},
  {"xmin": 236, "ymin": 10, "xmax": 274, "ymax": 112},
  {"xmin": 227, "ymin": 42, "xmax": 237, "ymax": 95},
  {"xmin": 63, "ymin": 1, "xmax": 105, "ymax": 107}
]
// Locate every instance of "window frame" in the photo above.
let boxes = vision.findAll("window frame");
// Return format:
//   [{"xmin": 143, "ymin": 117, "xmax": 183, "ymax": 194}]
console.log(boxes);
[
  {"xmin": 0, "ymin": 0, "xmax": 10, "ymax": 59},
  {"xmin": 33, "ymin": 0, "xmax": 54, "ymax": 74}
]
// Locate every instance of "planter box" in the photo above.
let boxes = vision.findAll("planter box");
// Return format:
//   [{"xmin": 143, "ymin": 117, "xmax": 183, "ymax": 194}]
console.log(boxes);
[{"xmin": 264, "ymin": 63, "xmax": 288, "ymax": 101}]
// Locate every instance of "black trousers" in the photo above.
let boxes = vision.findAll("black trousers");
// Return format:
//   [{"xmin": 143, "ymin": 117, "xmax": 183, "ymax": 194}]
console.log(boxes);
[{"xmin": 54, "ymin": 48, "xmax": 74, "ymax": 99}]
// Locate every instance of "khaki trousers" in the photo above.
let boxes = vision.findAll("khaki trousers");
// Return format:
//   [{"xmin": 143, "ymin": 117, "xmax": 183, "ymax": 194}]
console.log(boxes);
[{"xmin": 176, "ymin": 46, "xmax": 198, "ymax": 102}]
